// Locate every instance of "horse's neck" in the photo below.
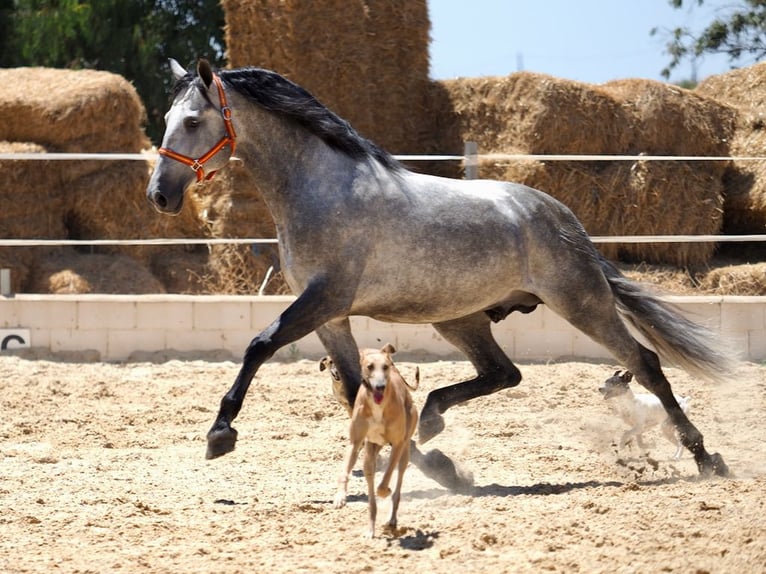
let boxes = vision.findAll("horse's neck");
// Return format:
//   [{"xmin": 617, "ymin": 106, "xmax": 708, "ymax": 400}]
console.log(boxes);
[{"xmin": 232, "ymin": 101, "xmax": 355, "ymax": 221}]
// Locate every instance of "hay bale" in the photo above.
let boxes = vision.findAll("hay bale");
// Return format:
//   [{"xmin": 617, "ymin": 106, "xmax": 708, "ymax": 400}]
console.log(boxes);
[
  {"xmin": 602, "ymin": 78, "xmax": 736, "ymax": 157},
  {"xmin": 599, "ymin": 79, "xmax": 734, "ymax": 265},
  {"xmin": 697, "ymin": 63, "xmax": 766, "ymax": 234},
  {"xmin": 0, "ymin": 67, "xmax": 149, "ymax": 153},
  {"xmin": 698, "ymin": 261, "xmax": 766, "ymax": 295},
  {"xmin": 221, "ymin": 0, "xmax": 431, "ymax": 149},
  {"xmin": 27, "ymin": 251, "xmax": 165, "ymax": 294},
  {"xmin": 442, "ymin": 73, "xmax": 631, "ymax": 155},
  {"xmin": 0, "ymin": 141, "xmax": 69, "ymax": 289},
  {"xmin": 222, "ymin": 0, "xmax": 375, "ymax": 136},
  {"xmin": 363, "ymin": 0, "xmax": 431, "ymax": 153}
]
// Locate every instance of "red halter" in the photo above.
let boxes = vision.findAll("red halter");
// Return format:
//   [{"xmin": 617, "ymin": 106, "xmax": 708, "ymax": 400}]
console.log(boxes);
[{"xmin": 158, "ymin": 73, "xmax": 237, "ymax": 182}]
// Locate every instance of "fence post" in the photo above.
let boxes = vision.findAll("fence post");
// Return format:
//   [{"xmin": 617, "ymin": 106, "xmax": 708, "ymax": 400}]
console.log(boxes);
[
  {"xmin": 1, "ymin": 269, "xmax": 11, "ymax": 296},
  {"xmin": 463, "ymin": 141, "xmax": 478, "ymax": 180}
]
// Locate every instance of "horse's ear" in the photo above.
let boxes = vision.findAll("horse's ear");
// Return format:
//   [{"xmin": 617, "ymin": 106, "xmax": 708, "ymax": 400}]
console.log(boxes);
[
  {"xmin": 197, "ymin": 58, "xmax": 214, "ymax": 88},
  {"xmin": 169, "ymin": 58, "xmax": 187, "ymax": 81}
]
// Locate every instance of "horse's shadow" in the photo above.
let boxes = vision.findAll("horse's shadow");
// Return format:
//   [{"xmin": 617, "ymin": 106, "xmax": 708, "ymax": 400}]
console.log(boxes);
[{"xmin": 407, "ymin": 445, "xmax": 696, "ymax": 499}]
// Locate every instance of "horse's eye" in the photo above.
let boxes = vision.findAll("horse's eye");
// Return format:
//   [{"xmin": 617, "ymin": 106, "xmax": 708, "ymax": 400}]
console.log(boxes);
[{"xmin": 184, "ymin": 117, "xmax": 200, "ymax": 129}]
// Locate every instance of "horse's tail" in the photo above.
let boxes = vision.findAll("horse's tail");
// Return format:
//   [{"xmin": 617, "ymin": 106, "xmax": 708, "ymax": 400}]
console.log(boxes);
[{"xmin": 599, "ymin": 255, "xmax": 737, "ymax": 383}]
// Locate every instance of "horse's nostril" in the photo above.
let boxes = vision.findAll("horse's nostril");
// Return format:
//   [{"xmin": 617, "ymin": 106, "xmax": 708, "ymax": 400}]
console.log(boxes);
[{"xmin": 154, "ymin": 193, "xmax": 168, "ymax": 209}]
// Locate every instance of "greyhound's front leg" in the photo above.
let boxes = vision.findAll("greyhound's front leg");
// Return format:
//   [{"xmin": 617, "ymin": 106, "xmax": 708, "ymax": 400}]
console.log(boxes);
[
  {"xmin": 334, "ymin": 439, "xmax": 363, "ymax": 508},
  {"xmin": 364, "ymin": 441, "xmax": 382, "ymax": 539},
  {"xmin": 206, "ymin": 280, "xmax": 348, "ymax": 459}
]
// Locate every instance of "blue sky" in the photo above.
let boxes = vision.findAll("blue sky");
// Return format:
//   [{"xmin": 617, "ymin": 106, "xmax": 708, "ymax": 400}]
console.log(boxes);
[{"xmin": 429, "ymin": 0, "xmax": 738, "ymax": 84}]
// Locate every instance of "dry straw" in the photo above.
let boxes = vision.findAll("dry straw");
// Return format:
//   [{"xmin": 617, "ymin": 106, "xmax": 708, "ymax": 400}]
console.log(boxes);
[
  {"xmin": 697, "ymin": 62, "xmax": 766, "ymax": 234},
  {"xmin": 27, "ymin": 252, "xmax": 166, "ymax": 294},
  {"xmin": 0, "ymin": 67, "xmax": 149, "ymax": 153}
]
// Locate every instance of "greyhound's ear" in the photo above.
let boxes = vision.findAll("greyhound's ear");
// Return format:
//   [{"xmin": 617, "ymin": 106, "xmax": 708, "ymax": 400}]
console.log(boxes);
[
  {"xmin": 623, "ymin": 371, "xmax": 634, "ymax": 383},
  {"xmin": 382, "ymin": 343, "xmax": 396, "ymax": 355},
  {"xmin": 197, "ymin": 58, "xmax": 213, "ymax": 88},
  {"xmin": 169, "ymin": 58, "xmax": 187, "ymax": 81}
]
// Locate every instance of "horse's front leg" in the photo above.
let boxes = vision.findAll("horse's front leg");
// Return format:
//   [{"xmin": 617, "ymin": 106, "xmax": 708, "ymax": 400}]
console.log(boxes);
[{"xmin": 206, "ymin": 279, "xmax": 348, "ymax": 459}]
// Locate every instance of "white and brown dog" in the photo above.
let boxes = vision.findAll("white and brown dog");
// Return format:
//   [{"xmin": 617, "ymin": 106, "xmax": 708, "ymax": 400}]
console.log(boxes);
[
  {"xmin": 599, "ymin": 370, "xmax": 691, "ymax": 460},
  {"xmin": 332, "ymin": 343, "xmax": 419, "ymax": 538}
]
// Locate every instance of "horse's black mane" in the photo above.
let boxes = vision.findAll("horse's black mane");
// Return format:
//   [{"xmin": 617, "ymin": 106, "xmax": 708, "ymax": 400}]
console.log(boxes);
[{"xmin": 173, "ymin": 67, "xmax": 400, "ymax": 171}]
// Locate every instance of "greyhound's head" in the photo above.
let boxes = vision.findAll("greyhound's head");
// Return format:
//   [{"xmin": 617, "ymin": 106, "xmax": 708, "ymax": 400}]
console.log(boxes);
[
  {"xmin": 598, "ymin": 369, "xmax": 634, "ymax": 400},
  {"xmin": 360, "ymin": 343, "xmax": 397, "ymax": 405},
  {"xmin": 318, "ymin": 356, "xmax": 341, "ymax": 382}
]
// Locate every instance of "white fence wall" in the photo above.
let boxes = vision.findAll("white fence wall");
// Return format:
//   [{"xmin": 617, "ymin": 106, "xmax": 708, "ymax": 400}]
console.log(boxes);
[{"xmin": 1, "ymin": 294, "xmax": 763, "ymax": 362}]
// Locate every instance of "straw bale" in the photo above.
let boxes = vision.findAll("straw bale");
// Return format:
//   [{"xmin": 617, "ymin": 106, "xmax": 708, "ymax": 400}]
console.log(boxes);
[
  {"xmin": 222, "ymin": 0, "xmax": 375, "ymax": 137},
  {"xmin": 438, "ymin": 73, "xmax": 728, "ymax": 265},
  {"xmin": 27, "ymin": 251, "xmax": 165, "ymax": 294},
  {"xmin": 602, "ymin": 78, "xmax": 736, "ymax": 157},
  {"xmin": 697, "ymin": 63, "xmax": 766, "ymax": 234},
  {"xmin": 0, "ymin": 141, "xmax": 69, "ymax": 287},
  {"xmin": 0, "ymin": 67, "xmax": 149, "ymax": 152},
  {"xmin": 65, "ymin": 159, "xmax": 206, "ymax": 269},
  {"xmin": 221, "ymin": 0, "xmax": 432, "ymax": 150},
  {"xmin": 697, "ymin": 261, "xmax": 766, "ymax": 295},
  {"xmin": 363, "ymin": 0, "xmax": 431, "ymax": 153},
  {"xmin": 441, "ymin": 72, "xmax": 631, "ymax": 155},
  {"xmin": 149, "ymin": 251, "xmax": 210, "ymax": 294},
  {"xmin": 1, "ymin": 142, "xmax": 67, "ymax": 238}
]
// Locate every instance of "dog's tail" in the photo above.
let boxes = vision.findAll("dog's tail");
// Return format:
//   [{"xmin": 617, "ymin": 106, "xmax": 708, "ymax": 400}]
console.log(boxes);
[
  {"xmin": 405, "ymin": 366, "xmax": 420, "ymax": 391},
  {"xmin": 600, "ymin": 255, "xmax": 738, "ymax": 383}
]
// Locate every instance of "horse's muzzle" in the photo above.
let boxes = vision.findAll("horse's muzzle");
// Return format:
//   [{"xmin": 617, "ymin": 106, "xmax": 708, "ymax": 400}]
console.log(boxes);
[{"xmin": 147, "ymin": 187, "xmax": 184, "ymax": 216}]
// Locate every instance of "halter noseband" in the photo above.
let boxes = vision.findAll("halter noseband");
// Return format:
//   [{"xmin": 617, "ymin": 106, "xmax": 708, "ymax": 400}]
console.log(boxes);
[{"xmin": 158, "ymin": 73, "xmax": 237, "ymax": 182}]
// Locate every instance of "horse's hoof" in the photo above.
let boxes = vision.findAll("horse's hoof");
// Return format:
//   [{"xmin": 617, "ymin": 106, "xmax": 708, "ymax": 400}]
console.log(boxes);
[
  {"xmin": 418, "ymin": 410, "xmax": 445, "ymax": 444},
  {"xmin": 709, "ymin": 452, "xmax": 729, "ymax": 477},
  {"xmin": 698, "ymin": 452, "xmax": 729, "ymax": 478},
  {"xmin": 206, "ymin": 424, "xmax": 238, "ymax": 459}
]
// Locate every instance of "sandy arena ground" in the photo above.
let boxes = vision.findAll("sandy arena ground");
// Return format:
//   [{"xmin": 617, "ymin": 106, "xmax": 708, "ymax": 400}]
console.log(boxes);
[{"xmin": 1, "ymin": 354, "xmax": 764, "ymax": 573}]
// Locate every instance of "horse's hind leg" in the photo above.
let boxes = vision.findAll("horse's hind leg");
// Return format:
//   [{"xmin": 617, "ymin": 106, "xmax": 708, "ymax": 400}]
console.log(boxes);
[
  {"xmin": 545, "ymin": 291, "xmax": 727, "ymax": 476},
  {"xmin": 419, "ymin": 312, "xmax": 521, "ymax": 444}
]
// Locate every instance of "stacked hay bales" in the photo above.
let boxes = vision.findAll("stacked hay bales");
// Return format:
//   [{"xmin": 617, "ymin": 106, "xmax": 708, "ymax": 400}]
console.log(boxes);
[
  {"xmin": 696, "ymin": 62, "xmax": 766, "ymax": 234},
  {"xmin": 0, "ymin": 141, "xmax": 68, "ymax": 291},
  {"xmin": 0, "ymin": 67, "xmax": 201, "ymax": 293},
  {"xmin": 601, "ymin": 78, "xmax": 736, "ymax": 265},
  {"xmin": 28, "ymin": 252, "xmax": 166, "ymax": 294},
  {"xmin": 436, "ymin": 72, "xmax": 735, "ymax": 266}
]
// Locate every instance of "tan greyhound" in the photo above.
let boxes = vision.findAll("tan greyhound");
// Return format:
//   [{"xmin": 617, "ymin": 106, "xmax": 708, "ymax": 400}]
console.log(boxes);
[{"xmin": 332, "ymin": 344, "xmax": 419, "ymax": 538}]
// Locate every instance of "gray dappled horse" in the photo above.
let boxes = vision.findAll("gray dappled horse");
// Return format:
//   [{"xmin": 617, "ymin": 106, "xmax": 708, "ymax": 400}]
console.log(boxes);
[{"xmin": 147, "ymin": 59, "xmax": 733, "ymax": 479}]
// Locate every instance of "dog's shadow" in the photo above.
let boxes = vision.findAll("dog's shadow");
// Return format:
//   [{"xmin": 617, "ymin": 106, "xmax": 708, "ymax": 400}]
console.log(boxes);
[{"xmin": 395, "ymin": 528, "xmax": 439, "ymax": 550}]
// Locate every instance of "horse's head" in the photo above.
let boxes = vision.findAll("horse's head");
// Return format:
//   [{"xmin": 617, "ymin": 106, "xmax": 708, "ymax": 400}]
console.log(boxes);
[{"xmin": 146, "ymin": 58, "xmax": 236, "ymax": 215}]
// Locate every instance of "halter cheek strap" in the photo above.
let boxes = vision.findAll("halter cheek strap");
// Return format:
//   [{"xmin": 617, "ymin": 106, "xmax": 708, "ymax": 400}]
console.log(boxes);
[{"xmin": 158, "ymin": 73, "xmax": 237, "ymax": 182}]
